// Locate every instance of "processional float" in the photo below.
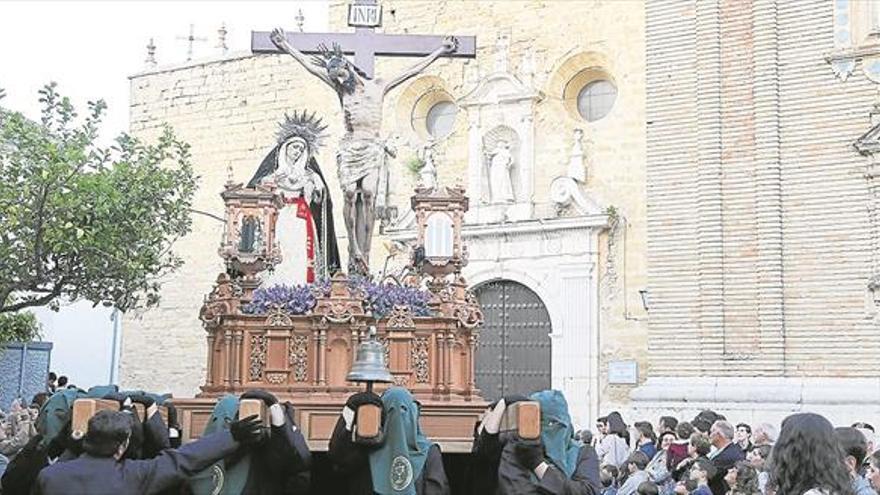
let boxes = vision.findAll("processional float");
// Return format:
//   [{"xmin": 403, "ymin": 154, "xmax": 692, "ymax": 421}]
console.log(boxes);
[{"xmin": 171, "ymin": 179, "xmax": 487, "ymax": 452}]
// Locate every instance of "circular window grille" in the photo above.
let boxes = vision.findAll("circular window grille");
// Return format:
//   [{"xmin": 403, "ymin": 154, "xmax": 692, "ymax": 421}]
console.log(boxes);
[
  {"xmin": 576, "ymin": 79, "xmax": 617, "ymax": 122},
  {"xmin": 425, "ymin": 101, "xmax": 457, "ymax": 139}
]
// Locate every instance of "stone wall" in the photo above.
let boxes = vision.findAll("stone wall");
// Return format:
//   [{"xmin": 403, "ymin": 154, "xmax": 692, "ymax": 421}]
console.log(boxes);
[
  {"xmin": 638, "ymin": 0, "xmax": 880, "ymax": 422},
  {"xmin": 121, "ymin": 0, "xmax": 648, "ymax": 419}
]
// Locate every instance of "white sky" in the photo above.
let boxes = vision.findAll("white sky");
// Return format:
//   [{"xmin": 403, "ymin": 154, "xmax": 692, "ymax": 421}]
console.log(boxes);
[{"xmin": 1, "ymin": 1, "xmax": 329, "ymax": 390}]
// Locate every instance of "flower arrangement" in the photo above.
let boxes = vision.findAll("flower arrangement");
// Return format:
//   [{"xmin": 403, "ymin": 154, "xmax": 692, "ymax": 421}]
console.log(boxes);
[
  {"xmin": 243, "ymin": 276, "xmax": 433, "ymax": 319},
  {"xmin": 243, "ymin": 284, "xmax": 318, "ymax": 315},
  {"xmin": 348, "ymin": 276, "xmax": 432, "ymax": 319}
]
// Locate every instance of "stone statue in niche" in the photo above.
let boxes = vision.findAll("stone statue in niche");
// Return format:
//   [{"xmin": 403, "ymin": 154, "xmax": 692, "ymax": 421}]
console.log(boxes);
[
  {"xmin": 568, "ymin": 128, "xmax": 586, "ymax": 183},
  {"xmin": 485, "ymin": 140, "xmax": 516, "ymax": 204},
  {"xmin": 418, "ymin": 140, "xmax": 438, "ymax": 190}
]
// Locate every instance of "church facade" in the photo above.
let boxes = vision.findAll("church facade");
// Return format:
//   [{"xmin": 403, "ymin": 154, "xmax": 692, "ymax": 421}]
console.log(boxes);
[
  {"xmin": 121, "ymin": 0, "xmax": 648, "ymax": 428},
  {"xmin": 124, "ymin": 0, "xmax": 880, "ymax": 428},
  {"xmin": 632, "ymin": 0, "xmax": 880, "ymax": 424}
]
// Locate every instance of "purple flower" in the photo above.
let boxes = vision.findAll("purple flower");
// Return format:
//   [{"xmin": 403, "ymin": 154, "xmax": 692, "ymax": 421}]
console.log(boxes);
[
  {"xmin": 243, "ymin": 283, "xmax": 317, "ymax": 315},
  {"xmin": 243, "ymin": 277, "xmax": 433, "ymax": 319}
]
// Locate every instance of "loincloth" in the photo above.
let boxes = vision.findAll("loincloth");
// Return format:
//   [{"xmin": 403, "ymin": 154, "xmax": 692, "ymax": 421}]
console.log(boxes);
[{"xmin": 336, "ymin": 137, "xmax": 385, "ymax": 188}]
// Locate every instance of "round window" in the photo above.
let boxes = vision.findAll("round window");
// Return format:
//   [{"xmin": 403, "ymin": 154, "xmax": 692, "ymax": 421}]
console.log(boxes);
[
  {"xmin": 424, "ymin": 101, "xmax": 457, "ymax": 139},
  {"xmin": 576, "ymin": 80, "xmax": 617, "ymax": 122}
]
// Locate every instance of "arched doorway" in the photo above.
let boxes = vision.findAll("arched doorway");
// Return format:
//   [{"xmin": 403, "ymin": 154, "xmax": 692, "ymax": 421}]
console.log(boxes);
[{"xmin": 473, "ymin": 280, "xmax": 552, "ymax": 401}]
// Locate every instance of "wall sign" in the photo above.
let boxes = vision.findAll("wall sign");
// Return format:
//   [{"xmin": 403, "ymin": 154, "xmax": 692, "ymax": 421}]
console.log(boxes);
[{"xmin": 608, "ymin": 360, "xmax": 638, "ymax": 385}]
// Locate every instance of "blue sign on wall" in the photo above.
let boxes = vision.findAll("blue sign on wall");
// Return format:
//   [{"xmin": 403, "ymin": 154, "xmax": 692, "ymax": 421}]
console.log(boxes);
[{"xmin": 0, "ymin": 342, "xmax": 52, "ymax": 409}]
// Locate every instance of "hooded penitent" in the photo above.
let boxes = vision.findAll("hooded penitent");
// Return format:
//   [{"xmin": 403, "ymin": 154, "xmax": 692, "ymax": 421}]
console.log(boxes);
[
  {"xmin": 369, "ymin": 387, "xmax": 433, "ymax": 495},
  {"xmin": 530, "ymin": 390, "xmax": 581, "ymax": 478},
  {"xmin": 189, "ymin": 395, "xmax": 250, "ymax": 495}
]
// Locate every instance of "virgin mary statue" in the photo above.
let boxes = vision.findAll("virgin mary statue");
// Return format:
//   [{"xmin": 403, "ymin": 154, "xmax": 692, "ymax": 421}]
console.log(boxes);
[{"xmin": 248, "ymin": 111, "xmax": 341, "ymax": 283}]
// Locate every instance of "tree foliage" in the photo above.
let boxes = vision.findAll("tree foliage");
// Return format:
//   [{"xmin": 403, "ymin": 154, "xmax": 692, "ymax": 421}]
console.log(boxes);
[
  {"xmin": 0, "ymin": 310, "xmax": 41, "ymax": 345},
  {"xmin": 0, "ymin": 83, "xmax": 198, "ymax": 313}
]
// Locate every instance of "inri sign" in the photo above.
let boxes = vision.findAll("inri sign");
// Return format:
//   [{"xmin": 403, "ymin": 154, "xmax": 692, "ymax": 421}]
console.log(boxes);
[{"xmin": 348, "ymin": 3, "xmax": 382, "ymax": 28}]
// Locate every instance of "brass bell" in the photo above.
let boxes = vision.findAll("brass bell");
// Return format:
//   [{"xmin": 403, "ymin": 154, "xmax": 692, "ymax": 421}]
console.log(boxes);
[{"xmin": 347, "ymin": 326, "xmax": 393, "ymax": 384}]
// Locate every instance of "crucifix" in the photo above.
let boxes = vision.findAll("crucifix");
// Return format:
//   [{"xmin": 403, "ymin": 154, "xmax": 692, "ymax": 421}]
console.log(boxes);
[
  {"xmin": 177, "ymin": 24, "xmax": 208, "ymax": 62},
  {"xmin": 251, "ymin": 0, "xmax": 476, "ymax": 275}
]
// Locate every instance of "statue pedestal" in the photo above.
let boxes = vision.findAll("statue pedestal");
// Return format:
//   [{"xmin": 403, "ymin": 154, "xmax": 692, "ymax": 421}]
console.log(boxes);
[{"xmin": 176, "ymin": 272, "xmax": 487, "ymax": 451}]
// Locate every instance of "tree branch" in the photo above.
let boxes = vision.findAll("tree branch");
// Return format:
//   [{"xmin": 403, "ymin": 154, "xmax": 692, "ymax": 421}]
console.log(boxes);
[{"xmin": 0, "ymin": 285, "xmax": 62, "ymax": 313}]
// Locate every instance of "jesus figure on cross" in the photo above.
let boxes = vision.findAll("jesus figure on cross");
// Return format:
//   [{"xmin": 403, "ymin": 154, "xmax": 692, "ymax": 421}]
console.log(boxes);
[{"xmin": 269, "ymin": 28, "xmax": 458, "ymax": 275}]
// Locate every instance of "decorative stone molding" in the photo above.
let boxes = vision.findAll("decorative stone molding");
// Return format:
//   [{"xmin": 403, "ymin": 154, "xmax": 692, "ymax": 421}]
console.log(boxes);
[
  {"xmin": 452, "ymin": 290, "xmax": 483, "ymax": 329},
  {"xmin": 390, "ymin": 213, "xmax": 607, "ymax": 427},
  {"xmin": 459, "ymin": 53, "xmax": 543, "ymax": 223},
  {"xmin": 825, "ymin": 0, "xmax": 880, "ymax": 82},
  {"xmin": 630, "ymin": 377, "xmax": 880, "ymax": 426},
  {"xmin": 314, "ymin": 273, "xmax": 365, "ymax": 323},
  {"xmin": 266, "ymin": 305, "xmax": 294, "ymax": 327},
  {"xmin": 265, "ymin": 372, "xmax": 286, "ymax": 384},
  {"xmin": 853, "ymin": 113, "xmax": 880, "ymax": 313},
  {"xmin": 289, "ymin": 334, "xmax": 309, "ymax": 382},
  {"xmin": 249, "ymin": 334, "xmax": 267, "ymax": 381},
  {"xmin": 199, "ymin": 273, "xmax": 239, "ymax": 328},
  {"xmin": 387, "ymin": 305, "xmax": 416, "ymax": 329},
  {"xmin": 412, "ymin": 337, "xmax": 430, "ymax": 383}
]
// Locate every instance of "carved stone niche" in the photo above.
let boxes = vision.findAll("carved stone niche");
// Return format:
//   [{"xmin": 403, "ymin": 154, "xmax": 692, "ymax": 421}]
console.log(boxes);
[{"xmin": 459, "ymin": 56, "xmax": 543, "ymax": 224}]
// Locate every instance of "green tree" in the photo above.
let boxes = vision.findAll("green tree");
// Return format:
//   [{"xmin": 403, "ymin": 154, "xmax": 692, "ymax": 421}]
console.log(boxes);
[
  {"xmin": 0, "ymin": 83, "xmax": 198, "ymax": 314},
  {"xmin": 0, "ymin": 311, "xmax": 41, "ymax": 345}
]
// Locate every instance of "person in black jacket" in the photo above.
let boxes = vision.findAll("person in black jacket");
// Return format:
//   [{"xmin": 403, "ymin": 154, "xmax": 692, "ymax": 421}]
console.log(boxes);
[
  {"xmin": 707, "ymin": 421, "xmax": 745, "ymax": 495},
  {"xmin": 328, "ymin": 387, "xmax": 449, "ymax": 495},
  {"xmin": 496, "ymin": 389, "xmax": 601, "ymax": 495},
  {"xmin": 33, "ymin": 409, "xmax": 261, "ymax": 495}
]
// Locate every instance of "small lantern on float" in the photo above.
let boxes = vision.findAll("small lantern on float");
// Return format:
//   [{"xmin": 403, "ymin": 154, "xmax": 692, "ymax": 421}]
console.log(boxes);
[
  {"xmin": 411, "ymin": 183, "xmax": 469, "ymax": 280},
  {"xmin": 218, "ymin": 174, "xmax": 284, "ymax": 280}
]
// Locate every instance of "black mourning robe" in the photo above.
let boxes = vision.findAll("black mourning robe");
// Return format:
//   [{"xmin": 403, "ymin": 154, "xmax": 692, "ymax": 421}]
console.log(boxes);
[
  {"xmin": 248, "ymin": 145, "xmax": 341, "ymax": 278},
  {"xmin": 327, "ymin": 416, "xmax": 450, "ymax": 495}
]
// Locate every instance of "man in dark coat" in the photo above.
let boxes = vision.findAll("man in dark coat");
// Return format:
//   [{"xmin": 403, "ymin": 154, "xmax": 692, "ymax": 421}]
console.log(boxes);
[
  {"xmin": 33, "ymin": 408, "xmax": 262, "ymax": 495},
  {"xmin": 707, "ymin": 420, "xmax": 745, "ymax": 495}
]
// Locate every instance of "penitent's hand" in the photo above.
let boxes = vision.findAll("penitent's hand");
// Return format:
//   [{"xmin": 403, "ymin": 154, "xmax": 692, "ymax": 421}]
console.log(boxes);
[
  {"xmin": 441, "ymin": 36, "xmax": 458, "ymax": 54},
  {"xmin": 270, "ymin": 28, "xmax": 287, "ymax": 48}
]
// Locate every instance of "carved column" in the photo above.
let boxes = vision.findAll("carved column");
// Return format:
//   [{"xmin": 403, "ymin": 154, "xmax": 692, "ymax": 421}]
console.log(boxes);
[
  {"xmin": 433, "ymin": 332, "xmax": 441, "ymax": 394},
  {"xmin": 316, "ymin": 327, "xmax": 327, "ymax": 386},
  {"xmin": 223, "ymin": 329, "xmax": 233, "ymax": 387},
  {"xmin": 445, "ymin": 331, "xmax": 455, "ymax": 395},
  {"xmin": 233, "ymin": 331, "xmax": 243, "ymax": 386},
  {"xmin": 205, "ymin": 333, "xmax": 215, "ymax": 387},
  {"xmin": 467, "ymin": 333, "xmax": 477, "ymax": 396}
]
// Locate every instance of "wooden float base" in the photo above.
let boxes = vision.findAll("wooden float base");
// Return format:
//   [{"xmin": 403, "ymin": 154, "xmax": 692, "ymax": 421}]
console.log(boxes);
[{"xmin": 171, "ymin": 396, "xmax": 488, "ymax": 453}]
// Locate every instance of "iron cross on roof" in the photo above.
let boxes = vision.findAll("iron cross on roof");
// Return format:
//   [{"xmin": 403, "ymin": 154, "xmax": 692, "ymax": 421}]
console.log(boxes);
[{"xmin": 250, "ymin": 0, "xmax": 476, "ymax": 79}]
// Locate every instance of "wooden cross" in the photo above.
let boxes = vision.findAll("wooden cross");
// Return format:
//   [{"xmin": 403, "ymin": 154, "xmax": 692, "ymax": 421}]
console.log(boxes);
[{"xmin": 251, "ymin": 0, "xmax": 476, "ymax": 79}]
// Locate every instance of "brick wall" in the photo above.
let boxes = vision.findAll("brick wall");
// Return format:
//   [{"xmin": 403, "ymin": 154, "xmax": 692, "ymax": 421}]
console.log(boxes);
[{"xmin": 646, "ymin": 0, "xmax": 880, "ymax": 378}]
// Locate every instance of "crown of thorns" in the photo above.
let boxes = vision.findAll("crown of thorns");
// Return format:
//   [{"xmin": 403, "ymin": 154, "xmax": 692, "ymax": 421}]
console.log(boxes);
[
  {"xmin": 276, "ymin": 110, "xmax": 327, "ymax": 148},
  {"xmin": 310, "ymin": 43, "xmax": 369, "ymax": 80},
  {"xmin": 310, "ymin": 43, "xmax": 346, "ymax": 68}
]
